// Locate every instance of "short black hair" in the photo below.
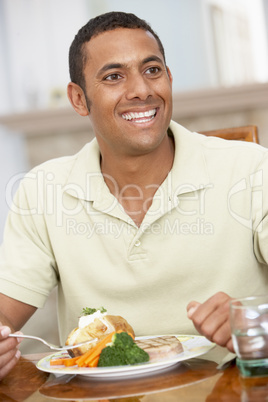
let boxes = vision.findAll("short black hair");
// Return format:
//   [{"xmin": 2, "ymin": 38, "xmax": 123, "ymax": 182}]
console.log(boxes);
[{"xmin": 69, "ymin": 11, "xmax": 166, "ymax": 92}]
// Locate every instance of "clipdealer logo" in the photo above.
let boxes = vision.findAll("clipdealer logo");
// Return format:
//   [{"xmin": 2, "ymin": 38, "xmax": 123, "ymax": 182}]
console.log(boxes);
[
  {"xmin": 227, "ymin": 170, "xmax": 264, "ymax": 232},
  {"xmin": 5, "ymin": 171, "xmax": 213, "ymax": 223},
  {"xmin": 5, "ymin": 169, "xmax": 265, "ymax": 233},
  {"xmin": 65, "ymin": 218, "xmax": 214, "ymax": 239}
]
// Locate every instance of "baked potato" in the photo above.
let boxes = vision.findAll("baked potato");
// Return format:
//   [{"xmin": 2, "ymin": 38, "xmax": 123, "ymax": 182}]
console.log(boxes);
[{"xmin": 65, "ymin": 308, "xmax": 135, "ymax": 357}]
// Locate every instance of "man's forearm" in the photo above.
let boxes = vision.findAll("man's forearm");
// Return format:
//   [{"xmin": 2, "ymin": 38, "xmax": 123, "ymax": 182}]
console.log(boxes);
[
  {"xmin": 0, "ymin": 312, "xmax": 15, "ymax": 331},
  {"xmin": 0, "ymin": 293, "xmax": 37, "ymax": 331}
]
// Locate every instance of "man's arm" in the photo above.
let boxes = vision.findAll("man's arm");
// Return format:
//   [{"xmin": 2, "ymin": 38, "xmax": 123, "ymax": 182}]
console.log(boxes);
[
  {"xmin": 187, "ymin": 291, "xmax": 234, "ymax": 352},
  {"xmin": 0, "ymin": 293, "xmax": 37, "ymax": 380},
  {"xmin": 0, "ymin": 293, "xmax": 37, "ymax": 330}
]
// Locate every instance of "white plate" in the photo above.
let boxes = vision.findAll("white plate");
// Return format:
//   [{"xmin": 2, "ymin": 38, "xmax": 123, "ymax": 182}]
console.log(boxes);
[{"xmin": 37, "ymin": 334, "xmax": 215, "ymax": 378}]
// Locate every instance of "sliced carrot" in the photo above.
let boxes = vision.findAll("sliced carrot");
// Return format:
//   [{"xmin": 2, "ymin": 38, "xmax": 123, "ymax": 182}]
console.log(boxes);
[
  {"xmin": 76, "ymin": 347, "xmax": 95, "ymax": 367},
  {"xmin": 88, "ymin": 355, "xmax": 100, "ymax": 367},
  {"xmin": 63, "ymin": 356, "xmax": 80, "ymax": 367},
  {"xmin": 75, "ymin": 349, "xmax": 93, "ymax": 367},
  {"xmin": 83, "ymin": 331, "xmax": 117, "ymax": 366},
  {"xmin": 50, "ymin": 358, "xmax": 71, "ymax": 366},
  {"xmin": 76, "ymin": 331, "xmax": 117, "ymax": 367},
  {"xmin": 50, "ymin": 359, "xmax": 64, "ymax": 366}
]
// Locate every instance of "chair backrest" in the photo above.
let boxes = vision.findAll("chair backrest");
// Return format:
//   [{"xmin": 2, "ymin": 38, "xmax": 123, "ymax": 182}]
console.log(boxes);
[{"xmin": 199, "ymin": 125, "xmax": 259, "ymax": 143}]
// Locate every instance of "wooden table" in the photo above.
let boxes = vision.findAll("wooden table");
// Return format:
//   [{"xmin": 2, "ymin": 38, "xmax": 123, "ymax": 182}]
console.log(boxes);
[{"xmin": 1, "ymin": 352, "xmax": 268, "ymax": 401}]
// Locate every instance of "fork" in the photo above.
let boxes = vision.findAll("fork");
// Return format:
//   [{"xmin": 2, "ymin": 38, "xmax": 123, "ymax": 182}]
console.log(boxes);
[{"xmin": 8, "ymin": 333, "xmax": 98, "ymax": 351}]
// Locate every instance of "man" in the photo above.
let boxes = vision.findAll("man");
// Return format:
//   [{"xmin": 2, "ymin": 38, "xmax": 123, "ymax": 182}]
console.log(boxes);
[{"xmin": 0, "ymin": 11, "xmax": 268, "ymax": 380}]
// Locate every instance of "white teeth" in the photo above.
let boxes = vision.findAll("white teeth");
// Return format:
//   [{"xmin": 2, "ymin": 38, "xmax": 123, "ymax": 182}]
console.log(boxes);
[
  {"xmin": 135, "ymin": 117, "xmax": 154, "ymax": 123},
  {"xmin": 122, "ymin": 108, "xmax": 156, "ymax": 121}
]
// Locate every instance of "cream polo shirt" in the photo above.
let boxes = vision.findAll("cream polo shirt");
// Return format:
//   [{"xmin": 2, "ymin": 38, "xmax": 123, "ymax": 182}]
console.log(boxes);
[{"xmin": 1, "ymin": 120, "xmax": 268, "ymax": 344}]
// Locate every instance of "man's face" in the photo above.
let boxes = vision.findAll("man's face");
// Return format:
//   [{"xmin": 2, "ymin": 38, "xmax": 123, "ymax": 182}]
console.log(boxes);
[{"xmin": 82, "ymin": 28, "xmax": 173, "ymax": 158}]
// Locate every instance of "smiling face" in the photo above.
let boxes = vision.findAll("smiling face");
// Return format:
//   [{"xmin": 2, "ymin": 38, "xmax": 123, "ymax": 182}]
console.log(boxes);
[{"xmin": 70, "ymin": 28, "xmax": 173, "ymax": 159}]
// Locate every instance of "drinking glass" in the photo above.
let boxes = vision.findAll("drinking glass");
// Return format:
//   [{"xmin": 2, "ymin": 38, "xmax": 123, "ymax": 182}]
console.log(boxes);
[{"xmin": 230, "ymin": 295, "xmax": 268, "ymax": 377}]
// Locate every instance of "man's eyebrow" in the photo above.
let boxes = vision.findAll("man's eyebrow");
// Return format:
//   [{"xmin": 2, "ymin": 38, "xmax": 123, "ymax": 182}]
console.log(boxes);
[
  {"xmin": 141, "ymin": 55, "xmax": 164, "ymax": 65},
  {"xmin": 97, "ymin": 63, "xmax": 124, "ymax": 77}
]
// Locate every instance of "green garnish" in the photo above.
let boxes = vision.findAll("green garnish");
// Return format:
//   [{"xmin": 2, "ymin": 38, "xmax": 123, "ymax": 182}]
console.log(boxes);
[
  {"xmin": 98, "ymin": 332, "xmax": 149, "ymax": 367},
  {"xmin": 81, "ymin": 307, "xmax": 107, "ymax": 316}
]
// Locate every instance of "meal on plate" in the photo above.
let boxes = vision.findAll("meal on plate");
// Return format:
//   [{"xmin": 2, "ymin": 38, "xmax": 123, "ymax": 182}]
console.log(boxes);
[{"xmin": 50, "ymin": 307, "xmax": 183, "ymax": 368}]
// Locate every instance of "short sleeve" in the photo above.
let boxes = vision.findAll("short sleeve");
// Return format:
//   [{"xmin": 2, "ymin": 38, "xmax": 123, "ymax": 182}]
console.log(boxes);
[{"xmin": 0, "ymin": 172, "xmax": 58, "ymax": 307}]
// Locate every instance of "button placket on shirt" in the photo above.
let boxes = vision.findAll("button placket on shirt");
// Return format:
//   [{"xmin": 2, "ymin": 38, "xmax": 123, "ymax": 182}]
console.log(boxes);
[
  {"xmin": 127, "ymin": 226, "xmax": 148, "ymax": 260},
  {"xmin": 127, "ymin": 188, "xmax": 176, "ymax": 261},
  {"xmin": 134, "ymin": 239, "xmax": 141, "ymax": 247}
]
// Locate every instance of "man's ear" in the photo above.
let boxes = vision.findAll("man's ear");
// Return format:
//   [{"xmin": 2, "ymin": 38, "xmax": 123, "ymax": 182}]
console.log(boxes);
[
  {"xmin": 166, "ymin": 66, "xmax": 173, "ymax": 86},
  {"xmin": 67, "ymin": 82, "xmax": 89, "ymax": 116}
]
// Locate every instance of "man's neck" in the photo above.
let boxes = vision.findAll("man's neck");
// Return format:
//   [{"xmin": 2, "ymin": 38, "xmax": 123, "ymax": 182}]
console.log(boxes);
[{"xmin": 100, "ymin": 135, "xmax": 175, "ymax": 226}]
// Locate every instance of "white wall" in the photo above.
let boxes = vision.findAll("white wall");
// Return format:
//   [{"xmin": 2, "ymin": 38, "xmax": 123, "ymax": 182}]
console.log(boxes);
[
  {"xmin": 0, "ymin": 126, "xmax": 28, "ymax": 242},
  {"xmin": 1, "ymin": 0, "xmax": 267, "ymax": 116},
  {"xmin": 0, "ymin": 0, "xmax": 89, "ymax": 113},
  {"xmin": 91, "ymin": 0, "xmax": 212, "ymax": 91},
  {"xmin": 0, "ymin": 0, "xmax": 211, "ymax": 116},
  {"xmin": 0, "ymin": 0, "xmax": 12, "ymax": 114}
]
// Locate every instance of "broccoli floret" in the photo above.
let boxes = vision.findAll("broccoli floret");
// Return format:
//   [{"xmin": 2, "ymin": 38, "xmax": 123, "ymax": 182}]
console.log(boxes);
[
  {"xmin": 98, "ymin": 332, "xmax": 149, "ymax": 367},
  {"xmin": 98, "ymin": 345, "xmax": 128, "ymax": 366},
  {"xmin": 113, "ymin": 331, "xmax": 135, "ymax": 349},
  {"xmin": 124, "ymin": 344, "xmax": 150, "ymax": 365}
]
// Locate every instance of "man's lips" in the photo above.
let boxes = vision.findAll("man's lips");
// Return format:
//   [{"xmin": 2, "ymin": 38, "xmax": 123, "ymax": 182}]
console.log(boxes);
[{"xmin": 122, "ymin": 108, "xmax": 157, "ymax": 123}]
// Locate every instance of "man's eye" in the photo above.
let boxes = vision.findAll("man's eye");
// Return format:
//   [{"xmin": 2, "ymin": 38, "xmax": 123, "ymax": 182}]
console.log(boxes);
[
  {"xmin": 145, "ymin": 66, "xmax": 160, "ymax": 75},
  {"xmin": 104, "ymin": 73, "xmax": 122, "ymax": 81}
]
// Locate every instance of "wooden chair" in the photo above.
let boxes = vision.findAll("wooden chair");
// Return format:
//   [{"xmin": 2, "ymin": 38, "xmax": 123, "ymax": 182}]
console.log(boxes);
[{"xmin": 199, "ymin": 125, "xmax": 259, "ymax": 144}]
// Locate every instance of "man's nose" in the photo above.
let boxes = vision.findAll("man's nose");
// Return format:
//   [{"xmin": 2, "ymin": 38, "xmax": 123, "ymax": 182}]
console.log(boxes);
[{"xmin": 125, "ymin": 73, "xmax": 152, "ymax": 101}]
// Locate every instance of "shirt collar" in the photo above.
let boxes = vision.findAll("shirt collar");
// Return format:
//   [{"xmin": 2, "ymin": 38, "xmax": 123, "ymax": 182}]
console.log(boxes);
[
  {"xmin": 168, "ymin": 120, "xmax": 211, "ymax": 197},
  {"xmin": 64, "ymin": 121, "xmax": 211, "ymax": 204},
  {"xmin": 64, "ymin": 138, "xmax": 105, "ymax": 202}
]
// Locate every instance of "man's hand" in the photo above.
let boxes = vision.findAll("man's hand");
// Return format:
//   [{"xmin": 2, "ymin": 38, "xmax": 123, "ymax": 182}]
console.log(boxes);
[
  {"xmin": 0, "ymin": 324, "xmax": 22, "ymax": 381},
  {"xmin": 187, "ymin": 292, "xmax": 234, "ymax": 353},
  {"xmin": 0, "ymin": 294, "xmax": 37, "ymax": 381}
]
